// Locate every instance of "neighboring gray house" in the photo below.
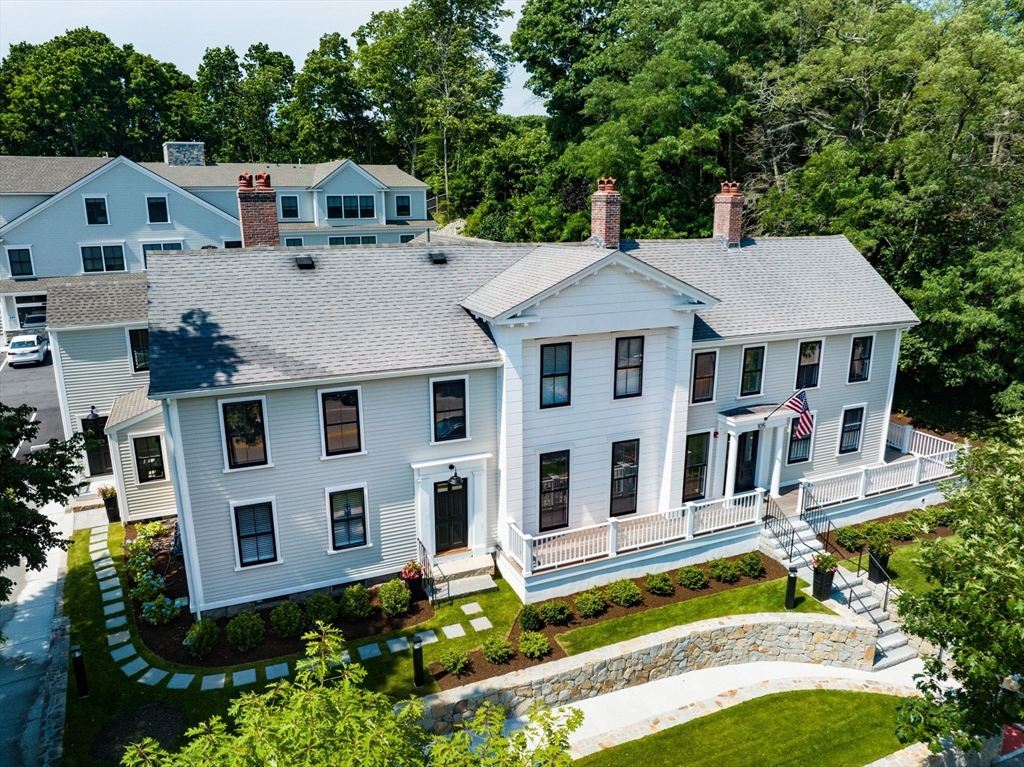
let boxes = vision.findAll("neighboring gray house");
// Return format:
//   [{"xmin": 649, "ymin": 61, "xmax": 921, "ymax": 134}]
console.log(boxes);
[{"xmin": 144, "ymin": 181, "xmax": 954, "ymax": 614}]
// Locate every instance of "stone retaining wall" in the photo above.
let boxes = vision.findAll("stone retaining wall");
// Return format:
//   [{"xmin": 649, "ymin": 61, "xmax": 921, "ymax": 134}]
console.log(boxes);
[
  {"xmin": 866, "ymin": 737, "xmax": 1003, "ymax": 767},
  {"xmin": 38, "ymin": 567, "xmax": 70, "ymax": 767},
  {"xmin": 420, "ymin": 612, "xmax": 875, "ymax": 734}
]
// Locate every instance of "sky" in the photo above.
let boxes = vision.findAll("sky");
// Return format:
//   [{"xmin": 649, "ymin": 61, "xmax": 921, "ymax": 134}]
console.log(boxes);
[{"xmin": 0, "ymin": 0, "xmax": 547, "ymax": 116}]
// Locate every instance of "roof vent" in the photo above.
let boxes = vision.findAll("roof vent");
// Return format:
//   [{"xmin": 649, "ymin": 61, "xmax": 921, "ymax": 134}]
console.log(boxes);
[
  {"xmin": 201, "ymin": 245, "xmax": 217, "ymax": 249},
  {"xmin": 295, "ymin": 255, "xmax": 316, "ymax": 270},
  {"xmin": 430, "ymin": 252, "xmax": 447, "ymax": 265}
]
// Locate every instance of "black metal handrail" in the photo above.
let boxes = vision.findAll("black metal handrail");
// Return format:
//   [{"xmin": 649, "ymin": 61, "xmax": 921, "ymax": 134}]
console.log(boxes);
[
  {"xmin": 416, "ymin": 538, "xmax": 449, "ymax": 606},
  {"xmin": 852, "ymin": 549, "xmax": 898, "ymax": 613},
  {"xmin": 762, "ymin": 495, "xmax": 798, "ymax": 561}
]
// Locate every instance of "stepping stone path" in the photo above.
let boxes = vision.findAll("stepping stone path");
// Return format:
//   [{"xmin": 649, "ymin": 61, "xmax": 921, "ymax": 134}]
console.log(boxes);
[
  {"xmin": 102, "ymin": 588, "xmax": 123, "ymax": 602},
  {"xmin": 98, "ymin": 577, "xmax": 119, "ymax": 591},
  {"xmin": 441, "ymin": 623, "xmax": 466, "ymax": 639},
  {"xmin": 232, "ymin": 669, "xmax": 256, "ymax": 686},
  {"xmin": 121, "ymin": 657, "xmax": 148, "ymax": 677},
  {"xmin": 103, "ymin": 602, "xmax": 124, "ymax": 616},
  {"xmin": 460, "ymin": 602, "xmax": 482, "ymax": 615},
  {"xmin": 108, "ymin": 631, "xmax": 130, "ymax": 646},
  {"xmin": 96, "ymin": 567, "xmax": 116, "ymax": 580},
  {"xmin": 469, "ymin": 617, "xmax": 493, "ymax": 632},
  {"xmin": 265, "ymin": 663, "xmax": 289, "ymax": 680},
  {"xmin": 111, "ymin": 644, "xmax": 137, "ymax": 662},
  {"xmin": 139, "ymin": 668, "xmax": 169, "ymax": 686},
  {"xmin": 201, "ymin": 674, "xmax": 226, "ymax": 691},
  {"xmin": 167, "ymin": 674, "xmax": 194, "ymax": 690},
  {"xmin": 386, "ymin": 637, "xmax": 410, "ymax": 653},
  {"xmin": 105, "ymin": 615, "xmax": 127, "ymax": 630},
  {"xmin": 357, "ymin": 643, "xmax": 382, "ymax": 660},
  {"xmin": 414, "ymin": 629, "xmax": 438, "ymax": 645}
]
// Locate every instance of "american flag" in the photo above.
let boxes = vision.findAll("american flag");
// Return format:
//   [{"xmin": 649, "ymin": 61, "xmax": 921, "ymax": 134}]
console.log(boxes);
[{"xmin": 783, "ymin": 390, "xmax": 814, "ymax": 439}]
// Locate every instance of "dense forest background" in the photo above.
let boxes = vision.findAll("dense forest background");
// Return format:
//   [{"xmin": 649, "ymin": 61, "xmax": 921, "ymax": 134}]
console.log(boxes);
[{"xmin": 1, "ymin": 0, "xmax": 1021, "ymax": 431}]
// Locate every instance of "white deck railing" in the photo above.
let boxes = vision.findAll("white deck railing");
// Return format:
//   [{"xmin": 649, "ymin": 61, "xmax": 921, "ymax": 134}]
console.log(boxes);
[{"xmin": 502, "ymin": 489, "xmax": 764, "ymax": 575}]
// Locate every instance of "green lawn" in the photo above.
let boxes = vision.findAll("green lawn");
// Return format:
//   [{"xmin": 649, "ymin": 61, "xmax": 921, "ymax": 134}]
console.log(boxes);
[
  {"xmin": 577, "ymin": 689, "xmax": 905, "ymax": 767},
  {"xmin": 558, "ymin": 578, "xmax": 833, "ymax": 655},
  {"xmin": 841, "ymin": 538, "xmax": 956, "ymax": 595}
]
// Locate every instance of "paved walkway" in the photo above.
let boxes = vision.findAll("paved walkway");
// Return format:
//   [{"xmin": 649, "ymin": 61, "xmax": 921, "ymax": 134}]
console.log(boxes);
[{"xmin": 505, "ymin": 658, "xmax": 926, "ymax": 759}]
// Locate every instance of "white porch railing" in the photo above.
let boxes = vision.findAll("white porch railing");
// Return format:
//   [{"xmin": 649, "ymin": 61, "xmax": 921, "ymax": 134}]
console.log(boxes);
[
  {"xmin": 502, "ymin": 489, "xmax": 765, "ymax": 575},
  {"xmin": 886, "ymin": 422, "xmax": 959, "ymax": 458}
]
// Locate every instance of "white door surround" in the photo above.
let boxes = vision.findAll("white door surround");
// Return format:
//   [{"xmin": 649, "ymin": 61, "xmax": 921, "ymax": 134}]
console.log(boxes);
[
  {"xmin": 411, "ymin": 453, "xmax": 491, "ymax": 560},
  {"xmin": 714, "ymin": 406, "xmax": 793, "ymax": 500}
]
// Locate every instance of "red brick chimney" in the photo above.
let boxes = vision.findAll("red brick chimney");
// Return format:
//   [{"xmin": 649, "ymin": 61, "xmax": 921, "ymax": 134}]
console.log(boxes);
[
  {"xmin": 713, "ymin": 181, "xmax": 744, "ymax": 246},
  {"xmin": 591, "ymin": 177, "xmax": 621, "ymax": 249},
  {"xmin": 237, "ymin": 171, "xmax": 279, "ymax": 248}
]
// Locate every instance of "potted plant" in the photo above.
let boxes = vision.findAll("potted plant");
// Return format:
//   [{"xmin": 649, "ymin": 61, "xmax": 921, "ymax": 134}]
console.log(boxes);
[
  {"xmin": 811, "ymin": 553, "xmax": 838, "ymax": 599},
  {"xmin": 401, "ymin": 560, "xmax": 425, "ymax": 601},
  {"xmin": 866, "ymin": 531, "xmax": 894, "ymax": 583},
  {"xmin": 98, "ymin": 485, "xmax": 119, "ymax": 523}
]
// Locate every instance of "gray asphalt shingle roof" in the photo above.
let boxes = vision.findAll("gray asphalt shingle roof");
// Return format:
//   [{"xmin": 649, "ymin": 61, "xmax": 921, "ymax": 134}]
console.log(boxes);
[
  {"xmin": 0, "ymin": 156, "xmax": 114, "ymax": 194},
  {"xmin": 44, "ymin": 273, "xmax": 148, "ymax": 328},
  {"xmin": 106, "ymin": 386, "xmax": 161, "ymax": 430},
  {"xmin": 140, "ymin": 160, "xmax": 427, "ymax": 189}
]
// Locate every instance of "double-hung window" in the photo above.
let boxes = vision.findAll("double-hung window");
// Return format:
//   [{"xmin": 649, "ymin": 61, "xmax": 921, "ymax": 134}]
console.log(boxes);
[
  {"xmin": 233, "ymin": 501, "xmax": 278, "ymax": 567},
  {"xmin": 84, "ymin": 197, "xmax": 108, "ymax": 225},
  {"xmin": 839, "ymin": 407, "xmax": 865, "ymax": 454},
  {"xmin": 280, "ymin": 196, "xmax": 299, "ymax": 219},
  {"xmin": 848, "ymin": 336, "xmax": 873, "ymax": 383},
  {"xmin": 614, "ymin": 337, "xmax": 643, "ymax": 398},
  {"xmin": 328, "ymin": 487, "xmax": 367, "ymax": 551},
  {"xmin": 7, "ymin": 248, "xmax": 34, "ymax": 277},
  {"xmin": 682, "ymin": 432, "xmax": 710, "ymax": 501},
  {"xmin": 796, "ymin": 340, "xmax": 822, "ymax": 389},
  {"xmin": 740, "ymin": 346, "xmax": 765, "ymax": 397},
  {"xmin": 539, "ymin": 450, "xmax": 569, "ymax": 531},
  {"xmin": 142, "ymin": 242, "xmax": 182, "ymax": 268},
  {"xmin": 787, "ymin": 417, "xmax": 813, "ymax": 463},
  {"xmin": 692, "ymin": 351, "xmax": 717, "ymax": 403},
  {"xmin": 81, "ymin": 245, "xmax": 125, "ymax": 273},
  {"xmin": 540, "ymin": 343, "xmax": 571, "ymax": 408},
  {"xmin": 221, "ymin": 399, "xmax": 269, "ymax": 469},
  {"xmin": 321, "ymin": 389, "xmax": 362, "ymax": 456},
  {"xmin": 432, "ymin": 378, "xmax": 466, "ymax": 442},
  {"xmin": 395, "ymin": 195, "xmax": 411, "ymax": 217},
  {"xmin": 610, "ymin": 439, "xmax": 639, "ymax": 516},
  {"xmin": 146, "ymin": 196, "xmax": 169, "ymax": 223},
  {"xmin": 344, "ymin": 196, "xmax": 360, "ymax": 219},
  {"xmin": 359, "ymin": 196, "xmax": 375, "ymax": 218},
  {"xmin": 132, "ymin": 435, "xmax": 165, "ymax": 482},
  {"xmin": 128, "ymin": 328, "xmax": 149, "ymax": 372},
  {"xmin": 326, "ymin": 196, "xmax": 344, "ymax": 219}
]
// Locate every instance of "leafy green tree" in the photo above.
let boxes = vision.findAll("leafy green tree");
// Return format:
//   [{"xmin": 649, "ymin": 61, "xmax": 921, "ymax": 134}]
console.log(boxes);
[
  {"xmin": 121, "ymin": 624, "xmax": 581, "ymax": 765},
  {"xmin": 0, "ymin": 404, "xmax": 84, "ymax": 621},
  {"xmin": 894, "ymin": 418, "xmax": 1024, "ymax": 751}
]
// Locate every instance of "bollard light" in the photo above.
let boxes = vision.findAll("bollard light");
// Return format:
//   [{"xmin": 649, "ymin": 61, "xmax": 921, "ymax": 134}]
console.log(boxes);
[
  {"xmin": 785, "ymin": 566, "xmax": 798, "ymax": 610},
  {"xmin": 413, "ymin": 636, "xmax": 424, "ymax": 688},
  {"xmin": 71, "ymin": 644, "xmax": 89, "ymax": 698}
]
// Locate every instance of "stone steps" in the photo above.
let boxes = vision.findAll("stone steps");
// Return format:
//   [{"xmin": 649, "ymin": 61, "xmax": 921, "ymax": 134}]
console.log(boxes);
[
  {"xmin": 877, "ymin": 632, "xmax": 909, "ymax": 653},
  {"xmin": 873, "ymin": 644, "xmax": 918, "ymax": 670}
]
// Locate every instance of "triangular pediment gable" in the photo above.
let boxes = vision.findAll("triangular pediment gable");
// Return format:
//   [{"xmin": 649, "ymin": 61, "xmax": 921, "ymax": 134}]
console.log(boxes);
[{"xmin": 312, "ymin": 159, "xmax": 387, "ymax": 190}]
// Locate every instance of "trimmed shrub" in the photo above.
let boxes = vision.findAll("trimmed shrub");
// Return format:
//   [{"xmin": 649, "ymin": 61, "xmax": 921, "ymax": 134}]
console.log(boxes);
[
  {"xmin": 226, "ymin": 610, "xmax": 265, "ymax": 652},
  {"xmin": 708, "ymin": 558, "xmax": 741, "ymax": 583},
  {"xmin": 136, "ymin": 521, "xmax": 169, "ymax": 539},
  {"xmin": 537, "ymin": 600, "xmax": 572, "ymax": 626},
  {"xmin": 124, "ymin": 537, "xmax": 152, "ymax": 559},
  {"xmin": 126, "ymin": 554, "xmax": 155, "ymax": 582},
  {"xmin": 737, "ymin": 552, "xmax": 767, "ymax": 579},
  {"xmin": 606, "ymin": 579, "xmax": 643, "ymax": 607},
  {"xmin": 677, "ymin": 566, "xmax": 710, "ymax": 590},
  {"xmin": 184, "ymin": 618, "xmax": 219, "ymax": 659},
  {"xmin": 439, "ymin": 649, "xmax": 470, "ymax": 676},
  {"xmin": 859, "ymin": 521, "xmax": 885, "ymax": 541},
  {"xmin": 866, "ymin": 528, "xmax": 894, "ymax": 558},
  {"xmin": 482, "ymin": 637, "xmax": 514, "ymax": 664},
  {"xmin": 305, "ymin": 593, "xmax": 339, "ymax": 627},
  {"xmin": 906, "ymin": 509, "xmax": 936, "ymax": 534},
  {"xmin": 141, "ymin": 596, "xmax": 180, "ymax": 626},
  {"xmin": 885, "ymin": 518, "xmax": 915, "ymax": 541},
  {"xmin": 574, "ymin": 588, "xmax": 607, "ymax": 618},
  {"xmin": 927, "ymin": 505, "xmax": 955, "ymax": 528},
  {"xmin": 518, "ymin": 631, "xmax": 551, "ymax": 660},
  {"xmin": 340, "ymin": 584, "xmax": 373, "ymax": 621},
  {"xmin": 519, "ymin": 604, "xmax": 544, "ymax": 632},
  {"xmin": 644, "ymin": 572, "xmax": 674, "ymax": 597},
  {"xmin": 834, "ymin": 526, "xmax": 866, "ymax": 552},
  {"xmin": 269, "ymin": 601, "xmax": 304, "ymax": 639},
  {"xmin": 378, "ymin": 579, "xmax": 412, "ymax": 617},
  {"xmin": 129, "ymin": 570, "xmax": 165, "ymax": 603}
]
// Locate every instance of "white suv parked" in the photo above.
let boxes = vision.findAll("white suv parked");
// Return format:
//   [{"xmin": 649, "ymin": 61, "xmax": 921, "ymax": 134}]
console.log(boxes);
[{"xmin": 6, "ymin": 334, "xmax": 49, "ymax": 366}]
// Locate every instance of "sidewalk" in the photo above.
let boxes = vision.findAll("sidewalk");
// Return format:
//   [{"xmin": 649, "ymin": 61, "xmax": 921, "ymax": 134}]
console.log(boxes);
[{"xmin": 0, "ymin": 502, "xmax": 71, "ymax": 767}]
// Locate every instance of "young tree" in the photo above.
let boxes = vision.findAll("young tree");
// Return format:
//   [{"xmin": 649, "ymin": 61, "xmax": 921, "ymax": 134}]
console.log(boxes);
[
  {"xmin": 894, "ymin": 417, "xmax": 1024, "ymax": 751},
  {"xmin": 121, "ymin": 624, "xmax": 581, "ymax": 766},
  {"xmin": 0, "ymin": 404, "xmax": 84, "ymax": 612}
]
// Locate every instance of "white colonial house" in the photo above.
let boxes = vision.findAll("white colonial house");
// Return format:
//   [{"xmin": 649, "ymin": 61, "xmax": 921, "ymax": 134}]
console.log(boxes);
[{"xmin": 137, "ymin": 180, "xmax": 958, "ymax": 616}]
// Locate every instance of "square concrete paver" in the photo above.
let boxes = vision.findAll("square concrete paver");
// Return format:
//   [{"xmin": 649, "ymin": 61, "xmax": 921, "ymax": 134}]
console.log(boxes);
[
  {"xmin": 232, "ymin": 668, "xmax": 256, "ymax": 686},
  {"xmin": 470, "ymin": 616, "xmax": 493, "ymax": 632},
  {"xmin": 441, "ymin": 623, "xmax": 466, "ymax": 639},
  {"xmin": 107, "ymin": 630, "xmax": 130, "ymax": 646},
  {"xmin": 110, "ymin": 644, "xmax": 137, "ymax": 662},
  {"xmin": 356, "ymin": 643, "xmax": 382, "ymax": 660},
  {"xmin": 414, "ymin": 629, "xmax": 439, "ymax": 645},
  {"xmin": 460, "ymin": 602, "xmax": 483, "ymax": 615},
  {"xmin": 93, "ymin": 558, "xmax": 114, "ymax": 570},
  {"xmin": 90, "ymin": 549, "xmax": 108, "ymax": 562},
  {"xmin": 95, "ymin": 567, "xmax": 116, "ymax": 580},
  {"xmin": 89, "ymin": 543, "xmax": 108, "ymax": 553},
  {"xmin": 103, "ymin": 602, "xmax": 124, "ymax": 616},
  {"xmin": 341, "ymin": 650, "xmax": 350, "ymax": 664},
  {"xmin": 105, "ymin": 615, "xmax": 127, "ymax": 630},
  {"xmin": 201, "ymin": 674, "xmax": 225, "ymax": 690},
  {"xmin": 139, "ymin": 668, "xmax": 168, "ymax": 686},
  {"xmin": 101, "ymin": 588, "xmax": 123, "ymax": 603},
  {"xmin": 386, "ymin": 637, "xmax": 410, "ymax": 653},
  {"xmin": 265, "ymin": 662, "xmax": 289, "ymax": 680},
  {"xmin": 98, "ymin": 577, "xmax": 119, "ymax": 591},
  {"xmin": 167, "ymin": 673, "xmax": 194, "ymax": 690},
  {"xmin": 120, "ymin": 657, "xmax": 148, "ymax": 677}
]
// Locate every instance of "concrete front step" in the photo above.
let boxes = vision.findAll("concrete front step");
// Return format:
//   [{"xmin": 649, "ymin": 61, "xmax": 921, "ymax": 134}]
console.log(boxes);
[
  {"xmin": 850, "ymin": 596, "xmax": 881, "ymax": 614},
  {"xmin": 430, "ymin": 574, "xmax": 497, "ymax": 602},
  {"xmin": 433, "ymin": 554, "xmax": 494, "ymax": 581},
  {"xmin": 873, "ymin": 643, "xmax": 918, "ymax": 670},
  {"xmin": 877, "ymin": 632, "xmax": 909, "ymax": 653},
  {"xmin": 875, "ymin": 620, "xmax": 901, "ymax": 637},
  {"xmin": 865, "ymin": 607, "xmax": 891, "ymax": 624}
]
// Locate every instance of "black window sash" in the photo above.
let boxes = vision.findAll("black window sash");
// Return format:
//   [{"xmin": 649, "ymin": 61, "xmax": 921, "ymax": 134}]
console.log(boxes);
[
  {"xmin": 8, "ymin": 249, "xmax": 32, "ymax": 276},
  {"xmin": 326, "ymin": 196, "xmax": 343, "ymax": 218},
  {"xmin": 147, "ymin": 197, "xmax": 169, "ymax": 223},
  {"xmin": 432, "ymin": 379, "xmax": 466, "ymax": 441},
  {"xmin": 343, "ymin": 196, "xmax": 359, "ymax": 218},
  {"xmin": 329, "ymin": 488, "xmax": 367, "ymax": 550},
  {"xmin": 839, "ymin": 408, "xmax": 864, "ymax": 453},
  {"xmin": 396, "ymin": 195, "xmax": 411, "ymax": 216},
  {"xmin": 280, "ymin": 196, "xmax": 299, "ymax": 218},
  {"xmin": 692, "ymin": 351, "xmax": 717, "ymax": 402},
  {"xmin": 610, "ymin": 439, "xmax": 639, "ymax": 516},
  {"xmin": 797, "ymin": 341, "xmax": 821, "ymax": 388},
  {"xmin": 322, "ymin": 390, "xmax": 362, "ymax": 455},
  {"xmin": 222, "ymin": 400, "xmax": 268, "ymax": 468},
  {"xmin": 682, "ymin": 432, "xmax": 710, "ymax": 501},
  {"xmin": 787, "ymin": 417, "xmax": 812, "ymax": 463},
  {"xmin": 848, "ymin": 337, "xmax": 872, "ymax": 382},
  {"xmin": 82, "ymin": 246, "xmax": 104, "ymax": 272},
  {"xmin": 540, "ymin": 343, "xmax": 571, "ymax": 408},
  {"xmin": 615, "ymin": 336, "xmax": 644, "ymax": 398},
  {"xmin": 740, "ymin": 346, "xmax": 765, "ymax": 396},
  {"xmin": 85, "ymin": 198, "xmax": 107, "ymax": 225},
  {"xmin": 133, "ymin": 436, "xmax": 165, "ymax": 482},
  {"xmin": 129, "ymin": 328, "xmax": 149, "ymax": 372},
  {"xmin": 234, "ymin": 502, "xmax": 277, "ymax": 566},
  {"xmin": 359, "ymin": 195, "xmax": 375, "ymax": 218},
  {"xmin": 539, "ymin": 450, "xmax": 569, "ymax": 531}
]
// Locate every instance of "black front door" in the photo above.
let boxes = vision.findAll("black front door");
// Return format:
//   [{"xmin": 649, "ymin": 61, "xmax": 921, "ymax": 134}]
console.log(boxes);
[
  {"xmin": 84, "ymin": 416, "xmax": 113, "ymax": 476},
  {"xmin": 734, "ymin": 430, "xmax": 759, "ymax": 493},
  {"xmin": 434, "ymin": 480, "xmax": 468, "ymax": 553}
]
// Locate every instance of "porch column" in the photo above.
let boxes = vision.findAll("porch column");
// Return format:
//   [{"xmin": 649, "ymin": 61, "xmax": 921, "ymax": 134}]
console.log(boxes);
[
  {"xmin": 770, "ymin": 423, "xmax": 786, "ymax": 497},
  {"xmin": 712, "ymin": 426, "xmax": 728, "ymax": 499},
  {"xmin": 724, "ymin": 430, "xmax": 739, "ymax": 498}
]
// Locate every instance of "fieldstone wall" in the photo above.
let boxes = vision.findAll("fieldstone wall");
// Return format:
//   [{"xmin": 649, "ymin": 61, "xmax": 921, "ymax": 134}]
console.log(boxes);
[
  {"xmin": 37, "ymin": 567, "xmax": 70, "ymax": 767},
  {"xmin": 420, "ymin": 612, "xmax": 875, "ymax": 734}
]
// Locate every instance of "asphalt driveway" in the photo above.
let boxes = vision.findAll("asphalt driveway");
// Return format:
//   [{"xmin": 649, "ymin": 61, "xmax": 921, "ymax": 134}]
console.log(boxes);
[{"xmin": 0, "ymin": 353, "xmax": 64, "ymax": 458}]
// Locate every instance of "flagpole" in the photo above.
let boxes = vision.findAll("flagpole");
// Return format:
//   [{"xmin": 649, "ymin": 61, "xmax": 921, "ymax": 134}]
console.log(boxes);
[{"xmin": 759, "ymin": 390, "xmax": 806, "ymax": 429}]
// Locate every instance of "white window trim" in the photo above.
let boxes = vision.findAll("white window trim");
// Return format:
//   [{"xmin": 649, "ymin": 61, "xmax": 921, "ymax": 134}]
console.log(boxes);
[
  {"xmin": 690, "ymin": 348, "xmax": 720, "ymax": 405},
  {"xmin": 846, "ymin": 332, "xmax": 876, "ymax": 385},
  {"xmin": 78, "ymin": 240, "xmax": 128, "ymax": 274},
  {"xmin": 124, "ymin": 325, "xmax": 149, "ymax": 376},
  {"xmin": 317, "ymin": 385, "xmax": 367, "ymax": 460},
  {"xmin": 284, "ymin": 237, "xmax": 304, "ymax": 247},
  {"xmin": 785, "ymin": 409, "xmax": 818, "ymax": 466},
  {"xmin": 736, "ymin": 344, "xmax": 768, "ymax": 399},
  {"xmin": 144, "ymin": 193, "xmax": 171, "ymax": 224},
  {"xmin": 836, "ymin": 403, "xmax": 868, "ymax": 457},
  {"xmin": 4, "ymin": 244, "xmax": 35, "ymax": 278},
  {"xmin": 228, "ymin": 496, "xmax": 283, "ymax": 571},
  {"xmin": 794, "ymin": 337, "xmax": 826, "ymax": 391},
  {"xmin": 218, "ymin": 394, "xmax": 274, "ymax": 473},
  {"xmin": 683, "ymin": 428, "xmax": 714, "ymax": 502},
  {"xmin": 323, "ymin": 482, "xmax": 373, "ymax": 555},
  {"xmin": 395, "ymin": 194, "xmax": 412, "ymax": 218},
  {"xmin": 82, "ymin": 193, "xmax": 111, "ymax": 226},
  {"xmin": 278, "ymin": 194, "xmax": 301, "ymax": 221},
  {"xmin": 128, "ymin": 430, "xmax": 169, "ymax": 485},
  {"xmin": 538, "ymin": 448, "xmax": 571, "ymax": 533},
  {"xmin": 429, "ymin": 374, "xmax": 471, "ymax": 445},
  {"xmin": 325, "ymin": 194, "xmax": 345, "ymax": 220}
]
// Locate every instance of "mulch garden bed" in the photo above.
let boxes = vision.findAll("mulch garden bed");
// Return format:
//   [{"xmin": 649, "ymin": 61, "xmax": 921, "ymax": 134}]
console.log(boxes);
[
  {"xmin": 821, "ymin": 508, "xmax": 954, "ymax": 561},
  {"xmin": 124, "ymin": 522, "xmax": 434, "ymax": 667},
  {"xmin": 430, "ymin": 552, "xmax": 789, "ymax": 691}
]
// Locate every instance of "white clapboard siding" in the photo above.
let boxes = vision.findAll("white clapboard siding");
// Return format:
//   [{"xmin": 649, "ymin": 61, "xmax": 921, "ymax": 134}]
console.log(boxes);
[{"xmin": 115, "ymin": 412, "xmax": 176, "ymax": 521}]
